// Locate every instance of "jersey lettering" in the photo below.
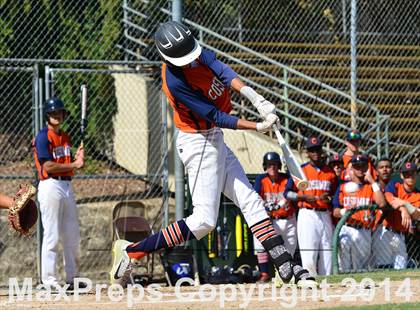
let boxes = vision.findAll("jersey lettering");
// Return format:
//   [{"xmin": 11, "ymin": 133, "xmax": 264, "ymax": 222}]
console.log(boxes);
[
  {"xmin": 208, "ymin": 77, "xmax": 225, "ymax": 100},
  {"xmin": 307, "ymin": 180, "xmax": 331, "ymax": 191}
]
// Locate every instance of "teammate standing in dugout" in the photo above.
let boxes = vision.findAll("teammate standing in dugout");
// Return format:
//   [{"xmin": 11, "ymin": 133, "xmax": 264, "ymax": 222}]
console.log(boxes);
[
  {"xmin": 253, "ymin": 152, "xmax": 298, "ymax": 282},
  {"xmin": 284, "ymin": 136, "xmax": 337, "ymax": 276},
  {"xmin": 110, "ymin": 21, "xmax": 316, "ymax": 287}
]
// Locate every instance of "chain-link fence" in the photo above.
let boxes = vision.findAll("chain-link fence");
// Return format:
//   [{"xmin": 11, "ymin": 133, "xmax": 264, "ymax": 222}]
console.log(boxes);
[
  {"xmin": 0, "ymin": 60, "xmax": 168, "ymax": 285},
  {"xmin": 332, "ymin": 205, "xmax": 420, "ymax": 274},
  {"xmin": 125, "ymin": 0, "xmax": 418, "ymax": 164}
]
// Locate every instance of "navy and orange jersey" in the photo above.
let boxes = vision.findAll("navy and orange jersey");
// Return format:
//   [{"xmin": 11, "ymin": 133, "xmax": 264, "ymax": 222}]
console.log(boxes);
[
  {"xmin": 384, "ymin": 180, "xmax": 420, "ymax": 233},
  {"xmin": 333, "ymin": 182, "xmax": 380, "ymax": 228},
  {"xmin": 254, "ymin": 173, "xmax": 295, "ymax": 218},
  {"xmin": 33, "ymin": 127, "xmax": 73, "ymax": 180},
  {"xmin": 161, "ymin": 48, "xmax": 239, "ymax": 133},
  {"xmin": 285, "ymin": 162, "xmax": 337, "ymax": 210},
  {"xmin": 341, "ymin": 153, "xmax": 377, "ymax": 181}
]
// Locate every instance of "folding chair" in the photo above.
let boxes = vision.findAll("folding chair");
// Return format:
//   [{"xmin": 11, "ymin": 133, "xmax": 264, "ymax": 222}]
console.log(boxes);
[{"xmin": 112, "ymin": 201, "xmax": 154, "ymax": 284}]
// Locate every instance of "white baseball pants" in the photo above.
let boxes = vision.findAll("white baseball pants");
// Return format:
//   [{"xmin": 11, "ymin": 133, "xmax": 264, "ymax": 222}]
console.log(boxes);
[
  {"xmin": 253, "ymin": 216, "xmax": 297, "ymax": 256},
  {"xmin": 372, "ymin": 225, "xmax": 407, "ymax": 269},
  {"xmin": 338, "ymin": 225, "xmax": 371, "ymax": 272},
  {"xmin": 177, "ymin": 128, "xmax": 269, "ymax": 240},
  {"xmin": 38, "ymin": 178, "xmax": 81, "ymax": 285},
  {"xmin": 297, "ymin": 208, "xmax": 333, "ymax": 276}
]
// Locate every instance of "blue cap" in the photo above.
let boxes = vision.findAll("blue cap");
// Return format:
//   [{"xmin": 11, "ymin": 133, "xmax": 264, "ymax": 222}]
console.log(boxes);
[
  {"xmin": 350, "ymin": 154, "xmax": 369, "ymax": 165},
  {"xmin": 400, "ymin": 162, "xmax": 417, "ymax": 173},
  {"xmin": 306, "ymin": 136, "xmax": 322, "ymax": 149}
]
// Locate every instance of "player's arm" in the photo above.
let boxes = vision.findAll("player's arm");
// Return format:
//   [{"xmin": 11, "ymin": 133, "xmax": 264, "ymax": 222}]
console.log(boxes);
[
  {"xmin": 36, "ymin": 133, "xmax": 84, "ymax": 174},
  {"xmin": 384, "ymin": 181, "xmax": 406, "ymax": 210},
  {"xmin": 252, "ymin": 174, "xmax": 265, "ymax": 197},
  {"xmin": 0, "ymin": 193, "xmax": 13, "ymax": 209},
  {"xmin": 332, "ymin": 186, "xmax": 344, "ymax": 218},
  {"xmin": 42, "ymin": 159, "xmax": 83, "ymax": 174},
  {"xmin": 385, "ymin": 181, "xmax": 420, "ymax": 221},
  {"xmin": 283, "ymin": 173, "xmax": 315, "ymax": 203},
  {"xmin": 167, "ymin": 72, "xmax": 276, "ymax": 132},
  {"xmin": 365, "ymin": 172, "xmax": 386, "ymax": 208}
]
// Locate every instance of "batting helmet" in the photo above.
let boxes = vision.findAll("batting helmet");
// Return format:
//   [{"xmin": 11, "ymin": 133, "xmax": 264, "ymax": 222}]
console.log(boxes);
[
  {"xmin": 44, "ymin": 97, "xmax": 68, "ymax": 116},
  {"xmin": 154, "ymin": 21, "xmax": 202, "ymax": 66},
  {"xmin": 263, "ymin": 152, "xmax": 281, "ymax": 170}
]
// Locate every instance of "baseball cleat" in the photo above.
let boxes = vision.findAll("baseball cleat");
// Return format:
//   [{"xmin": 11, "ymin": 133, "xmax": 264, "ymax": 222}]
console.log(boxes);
[
  {"xmin": 292, "ymin": 265, "xmax": 318, "ymax": 288},
  {"xmin": 110, "ymin": 240, "xmax": 132, "ymax": 286},
  {"xmin": 257, "ymin": 272, "xmax": 271, "ymax": 283}
]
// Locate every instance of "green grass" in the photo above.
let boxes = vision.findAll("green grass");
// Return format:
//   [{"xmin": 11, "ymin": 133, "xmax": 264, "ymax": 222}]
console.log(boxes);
[
  {"xmin": 320, "ymin": 269, "xmax": 420, "ymax": 283},
  {"xmin": 318, "ymin": 302, "xmax": 420, "ymax": 310}
]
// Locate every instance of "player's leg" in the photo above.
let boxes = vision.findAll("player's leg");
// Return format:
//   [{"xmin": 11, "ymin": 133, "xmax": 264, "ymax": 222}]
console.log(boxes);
[
  {"xmin": 253, "ymin": 235, "xmax": 270, "ymax": 282},
  {"xmin": 338, "ymin": 225, "xmax": 352, "ymax": 272},
  {"xmin": 353, "ymin": 228, "xmax": 371, "ymax": 270},
  {"xmin": 273, "ymin": 217, "xmax": 297, "ymax": 256},
  {"xmin": 317, "ymin": 212, "xmax": 333, "ymax": 275},
  {"xmin": 61, "ymin": 183, "xmax": 81, "ymax": 284},
  {"xmin": 111, "ymin": 129, "xmax": 226, "ymax": 282},
  {"xmin": 393, "ymin": 232, "xmax": 408, "ymax": 269},
  {"xmin": 38, "ymin": 179, "xmax": 64, "ymax": 286},
  {"xmin": 297, "ymin": 209, "xmax": 320, "ymax": 276},
  {"xmin": 221, "ymin": 147, "xmax": 315, "ymax": 285},
  {"xmin": 372, "ymin": 225, "xmax": 393, "ymax": 268}
]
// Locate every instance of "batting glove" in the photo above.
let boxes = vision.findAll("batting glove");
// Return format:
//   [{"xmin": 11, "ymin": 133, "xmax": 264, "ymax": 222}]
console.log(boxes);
[
  {"xmin": 240, "ymin": 86, "xmax": 276, "ymax": 119},
  {"xmin": 256, "ymin": 113, "xmax": 279, "ymax": 133}
]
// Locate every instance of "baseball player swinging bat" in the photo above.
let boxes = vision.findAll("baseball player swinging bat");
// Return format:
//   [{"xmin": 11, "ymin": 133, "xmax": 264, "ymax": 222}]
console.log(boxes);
[
  {"xmin": 272, "ymin": 122, "xmax": 309, "ymax": 191},
  {"xmin": 80, "ymin": 85, "xmax": 88, "ymax": 147}
]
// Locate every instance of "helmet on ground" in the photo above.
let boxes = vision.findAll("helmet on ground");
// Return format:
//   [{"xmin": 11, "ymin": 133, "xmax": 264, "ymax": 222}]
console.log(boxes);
[
  {"xmin": 44, "ymin": 97, "xmax": 68, "ymax": 116},
  {"xmin": 263, "ymin": 152, "xmax": 281, "ymax": 170},
  {"xmin": 154, "ymin": 21, "xmax": 202, "ymax": 66}
]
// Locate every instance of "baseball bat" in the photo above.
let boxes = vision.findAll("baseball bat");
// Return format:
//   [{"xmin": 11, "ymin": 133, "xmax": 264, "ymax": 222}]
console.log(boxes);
[
  {"xmin": 80, "ymin": 85, "xmax": 88, "ymax": 147},
  {"xmin": 207, "ymin": 231, "xmax": 216, "ymax": 259},
  {"xmin": 235, "ymin": 215, "xmax": 243, "ymax": 258},
  {"xmin": 272, "ymin": 122, "xmax": 309, "ymax": 191},
  {"xmin": 243, "ymin": 222, "xmax": 249, "ymax": 254},
  {"xmin": 216, "ymin": 225, "xmax": 222, "ymax": 257},
  {"xmin": 222, "ymin": 210, "xmax": 228, "ymax": 260}
]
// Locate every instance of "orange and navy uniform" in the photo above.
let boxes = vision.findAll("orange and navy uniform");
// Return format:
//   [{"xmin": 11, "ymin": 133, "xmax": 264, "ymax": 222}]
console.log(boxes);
[
  {"xmin": 384, "ymin": 180, "xmax": 420, "ymax": 233},
  {"xmin": 161, "ymin": 48, "xmax": 239, "ymax": 133},
  {"xmin": 333, "ymin": 182, "xmax": 380, "ymax": 228},
  {"xmin": 33, "ymin": 127, "xmax": 73, "ymax": 180},
  {"xmin": 285, "ymin": 162, "xmax": 337, "ymax": 211},
  {"xmin": 254, "ymin": 173, "xmax": 295, "ymax": 219},
  {"xmin": 341, "ymin": 153, "xmax": 377, "ymax": 181}
]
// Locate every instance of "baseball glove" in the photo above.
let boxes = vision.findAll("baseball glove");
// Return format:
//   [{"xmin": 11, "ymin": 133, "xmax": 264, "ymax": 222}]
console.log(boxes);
[{"xmin": 8, "ymin": 183, "xmax": 38, "ymax": 236}]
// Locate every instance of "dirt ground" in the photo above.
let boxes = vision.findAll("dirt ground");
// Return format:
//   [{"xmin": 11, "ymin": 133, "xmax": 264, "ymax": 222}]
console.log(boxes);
[{"xmin": 0, "ymin": 278, "xmax": 418, "ymax": 310}]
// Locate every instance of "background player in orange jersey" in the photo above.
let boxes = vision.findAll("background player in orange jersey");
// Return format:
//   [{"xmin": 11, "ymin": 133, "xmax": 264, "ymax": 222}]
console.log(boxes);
[
  {"xmin": 111, "ymin": 21, "xmax": 316, "ymax": 288},
  {"xmin": 371, "ymin": 158, "xmax": 395, "ymax": 268},
  {"xmin": 333, "ymin": 154, "xmax": 386, "ymax": 272},
  {"xmin": 33, "ymin": 97, "xmax": 84, "ymax": 288},
  {"xmin": 253, "ymin": 152, "xmax": 298, "ymax": 282},
  {"xmin": 284, "ymin": 136, "xmax": 337, "ymax": 276},
  {"xmin": 375, "ymin": 162, "xmax": 420, "ymax": 269}
]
